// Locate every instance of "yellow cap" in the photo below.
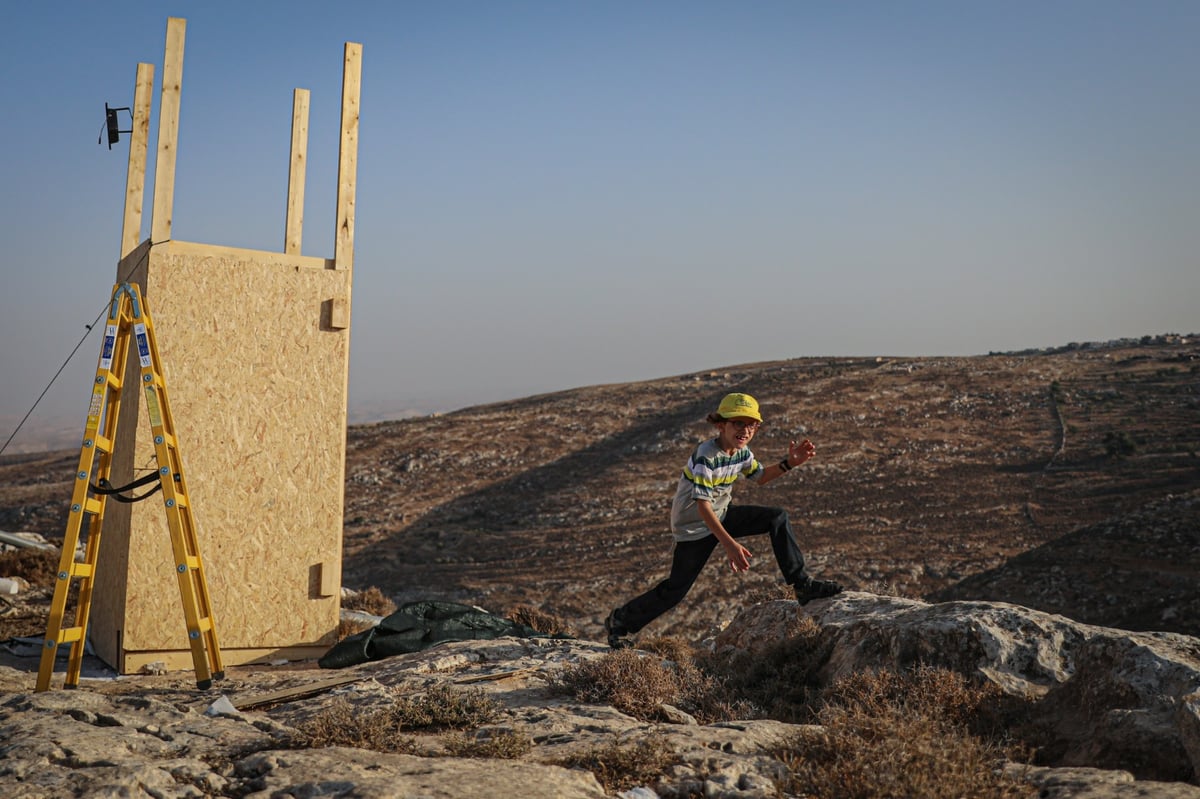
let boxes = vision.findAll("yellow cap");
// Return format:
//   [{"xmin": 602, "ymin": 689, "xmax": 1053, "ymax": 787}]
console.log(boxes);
[{"xmin": 715, "ymin": 393, "xmax": 762, "ymax": 422}]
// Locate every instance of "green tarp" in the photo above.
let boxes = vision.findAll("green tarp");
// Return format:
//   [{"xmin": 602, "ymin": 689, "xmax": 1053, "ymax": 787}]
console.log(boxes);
[{"xmin": 319, "ymin": 600, "xmax": 552, "ymax": 669}]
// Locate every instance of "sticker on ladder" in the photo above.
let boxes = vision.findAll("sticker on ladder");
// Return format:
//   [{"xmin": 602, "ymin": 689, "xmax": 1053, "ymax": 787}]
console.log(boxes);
[
  {"xmin": 86, "ymin": 386, "xmax": 105, "ymax": 432},
  {"xmin": 134, "ymin": 323, "xmax": 152, "ymax": 367},
  {"xmin": 144, "ymin": 386, "xmax": 163, "ymax": 428},
  {"xmin": 100, "ymin": 324, "xmax": 118, "ymax": 371}
]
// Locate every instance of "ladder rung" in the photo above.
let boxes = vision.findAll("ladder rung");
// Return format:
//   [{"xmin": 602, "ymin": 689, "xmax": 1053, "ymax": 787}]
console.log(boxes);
[
  {"xmin": 83, "ymin": 498, "xmax": 104, "ymax": 515},
  {"xmin": 92, "ymin": 434, "xmax": 114, "ymax": 454},
  {"xmin": 69, "ymin": 562, "xmax": 94, "ymax": 579},
  {"xmin": 194, "ymin": 617, "xmax": 213, "ymax": 632},
  {"xmin": 51, "ymin": 626, "xmax": 84, "ymax": 645}
]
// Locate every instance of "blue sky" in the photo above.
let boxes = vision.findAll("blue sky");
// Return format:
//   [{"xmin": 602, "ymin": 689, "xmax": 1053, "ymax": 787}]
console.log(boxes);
[{"xmin": 2, "ymin": 1, "xmax": 1197, "ymax": 449}]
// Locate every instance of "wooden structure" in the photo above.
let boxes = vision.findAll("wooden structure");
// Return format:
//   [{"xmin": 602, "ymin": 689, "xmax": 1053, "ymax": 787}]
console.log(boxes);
[{"xmin": 89, "ymin": 17, "xmax": 362, "ymax": 673}]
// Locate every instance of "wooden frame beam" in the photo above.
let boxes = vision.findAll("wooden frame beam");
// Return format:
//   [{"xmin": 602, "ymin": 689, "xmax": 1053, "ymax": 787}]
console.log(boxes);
[
  {"xmin": 334, "ymin": 42, "xmax": 362, "ymax": 271},
  {"xmin": 119, "ymin": 62, "xmax": 155, "ymax": 259},
  {"xmin": 284, "ymin": 88, "xmax": 310, "ymax": 255},
  {"xmin": 150, "ymin": 17, "xmax": 186, "ymax": 244}
]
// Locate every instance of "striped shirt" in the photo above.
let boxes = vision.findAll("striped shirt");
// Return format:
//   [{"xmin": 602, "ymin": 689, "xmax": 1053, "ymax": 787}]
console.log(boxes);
[{"xmin": 669, "ymin": 438, "xmax": 763, "ymax": 541}]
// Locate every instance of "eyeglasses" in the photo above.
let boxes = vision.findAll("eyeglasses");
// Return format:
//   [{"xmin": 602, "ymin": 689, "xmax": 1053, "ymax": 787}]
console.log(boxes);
[{"xmin": 725, "ymin": 420, "xmax": 761, "ymax": 431}]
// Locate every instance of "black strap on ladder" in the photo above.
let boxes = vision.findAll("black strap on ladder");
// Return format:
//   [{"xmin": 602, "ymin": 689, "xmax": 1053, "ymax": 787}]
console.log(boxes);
[{"xmin": 91, "ymin": 472, "xmax": 164, "ymax": 503}]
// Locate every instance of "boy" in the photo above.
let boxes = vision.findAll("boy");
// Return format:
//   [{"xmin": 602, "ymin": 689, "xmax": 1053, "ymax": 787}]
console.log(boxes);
[{"xmin": 604, "ymin": 392, "xmax": 842, "ymax": 649}]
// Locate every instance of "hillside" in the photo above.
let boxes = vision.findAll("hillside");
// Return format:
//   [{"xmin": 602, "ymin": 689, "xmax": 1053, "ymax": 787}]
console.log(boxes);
[{"xmin": 2, "ymin": 336, "xmax": 1198, "ymax": 644}]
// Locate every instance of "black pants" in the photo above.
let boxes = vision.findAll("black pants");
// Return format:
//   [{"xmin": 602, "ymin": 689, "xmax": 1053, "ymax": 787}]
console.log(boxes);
[{"xmin": 612, "ymin": 505, "xmax": 808, "ymax": 635}]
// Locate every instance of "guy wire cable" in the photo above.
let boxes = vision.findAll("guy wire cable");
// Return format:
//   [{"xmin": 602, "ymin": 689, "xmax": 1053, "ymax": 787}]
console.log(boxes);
[{"xmin": 0, "ymin": 241, "xmax": 166, "ymax": 458}]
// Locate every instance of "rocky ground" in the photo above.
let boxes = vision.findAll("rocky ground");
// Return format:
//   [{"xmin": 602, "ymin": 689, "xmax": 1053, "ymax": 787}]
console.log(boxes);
[
  {"xmin": 2, "ymin": 335, "xmax": 1199, "ymax": 796},
  {"xmin": 3, "ymin": 593, "xmax": 1200, "ymax": 797}
]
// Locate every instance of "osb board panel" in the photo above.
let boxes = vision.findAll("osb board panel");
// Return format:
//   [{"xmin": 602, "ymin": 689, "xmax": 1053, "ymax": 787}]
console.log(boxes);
[{"xmin": 114, "ymin": 240, "xmax": 350, "ymax": 655}]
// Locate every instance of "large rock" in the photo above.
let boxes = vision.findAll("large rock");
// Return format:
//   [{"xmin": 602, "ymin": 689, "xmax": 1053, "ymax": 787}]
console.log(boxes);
[{"xmin": 714, "ymin": 592, "xmax": 1200, "ymax": 783}]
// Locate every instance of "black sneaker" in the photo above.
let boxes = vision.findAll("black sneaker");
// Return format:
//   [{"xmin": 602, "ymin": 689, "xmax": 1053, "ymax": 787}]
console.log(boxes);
[
  {"xmin": 794, "ymin": 577, "xmax": 843, "ymax": 605},
  {"xmin": 604, "ymin": 610, "xmax": 634, "ymax": 650}
]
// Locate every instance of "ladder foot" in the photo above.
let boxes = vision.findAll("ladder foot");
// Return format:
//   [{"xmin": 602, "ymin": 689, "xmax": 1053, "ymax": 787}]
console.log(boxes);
[
  {"xmin": 212, "ymin": 670, "xmax": 225, "ymax": 681},
  {"xmin": 196, "ymin": 678, "xmax": 213, "ymax": 690}
]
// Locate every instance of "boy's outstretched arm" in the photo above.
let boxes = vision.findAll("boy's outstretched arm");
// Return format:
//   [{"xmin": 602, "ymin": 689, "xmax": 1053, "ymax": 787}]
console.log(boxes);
[
  {"xmin": 697, "ymin": 500, "xmax": 752, "ymax": 572},
  {"xmin": 757, "ymin": 438, "xmax": 817, "ymax": 485}
]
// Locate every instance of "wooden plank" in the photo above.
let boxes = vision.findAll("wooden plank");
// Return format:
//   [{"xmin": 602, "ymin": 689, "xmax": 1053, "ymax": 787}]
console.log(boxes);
[
  {"xmin": 454, "ymin": 667, "xmax": 537, "ymax": 684},
  {"xmin": 333, "ymin": 42, "xmax": 362, "ymax": 271},
  {"xmin": 232, "ymin": 674, "xmax": 363, "ymax": 711},
  {"xmin": 119, "ymin": 62, "xmax": 155, "ymax": 259},
  {"xmin": 150, "ymin": 17, "xmax": 186, "ymax": 244},
  {"xmin": 285, "ymin": 88, "xmax": 310, "ymax": 255}
]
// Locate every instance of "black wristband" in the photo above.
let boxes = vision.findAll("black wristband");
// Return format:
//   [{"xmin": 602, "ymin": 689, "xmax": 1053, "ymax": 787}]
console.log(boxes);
[{"xmin": 778, "ymin": 457, "xmax": 793, "ymax": 472}]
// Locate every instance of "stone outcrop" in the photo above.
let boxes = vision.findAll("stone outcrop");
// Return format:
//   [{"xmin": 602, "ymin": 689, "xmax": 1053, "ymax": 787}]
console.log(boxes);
[
  {"xmin": 3, "ymin": 593, "xmax": 1200, "ymax": 797},
  {"xmin": 715, "ymin": 593, "xmax": 1200, "ymax": 784}
]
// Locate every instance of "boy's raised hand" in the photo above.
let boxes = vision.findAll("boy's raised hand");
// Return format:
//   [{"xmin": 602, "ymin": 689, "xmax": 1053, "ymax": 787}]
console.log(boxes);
[{"xmin": 787, "ymin": 438, "xmax": 817, "ymax": 466}]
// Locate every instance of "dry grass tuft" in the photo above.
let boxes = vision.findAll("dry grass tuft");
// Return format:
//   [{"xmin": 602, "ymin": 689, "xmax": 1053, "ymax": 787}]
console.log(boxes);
[
  {"xmin": 769, "ymin": 667, "xmax": 1037, "ymax": 799},
  {"xmin": 552, "ymin": 736, "xmax": 680, "ymax": 794},
  {"xmin": 292, "ymin": 684, "xmax": 504, "ymax": 754},
  {"xmin": 390, "ymin": 683, "xmax": 503, "ymax": 730},
  {"xmin": 336, "ymin": 586, "xmax": 397, "ymax": 638},
  {"xmin": 441, "ymin": 729, "xmax": 534, "ymax": 759},
  {"xmin": 555, "ymin": 649, "xmax": 683, "ymax": 720},
  {"xmin": 292, "ymin": 698, "xmax": 420, "ymax": 754},
  {"xmin": 554, "ymin": 645, "xmax": 737, "ymax": 723},
  {"xmin": 698, "ymin": 615, "xmax": 831, "ymax": 723},
  {"xmin": 343, "ymin": 586, "xmax": 397, "ymax": 617},
  {"xmin": 506, "ymin": 603, "xmax": 575, "ymax": 636}
]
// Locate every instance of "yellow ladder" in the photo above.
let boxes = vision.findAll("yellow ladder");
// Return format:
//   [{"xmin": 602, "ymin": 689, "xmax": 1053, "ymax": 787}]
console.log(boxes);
[{"xmin": 37, "ymin": 282, "xmax": 224, "ymax": 691}]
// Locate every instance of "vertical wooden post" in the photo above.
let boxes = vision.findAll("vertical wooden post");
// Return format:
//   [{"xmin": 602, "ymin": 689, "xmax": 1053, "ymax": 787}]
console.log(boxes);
[
  {"xmin": 119, "ymin": 62, "xmax": 155, "ymax": 260},
  {"xmin": 334, "ymin": 42, "xmax": 362, "ymax": 271},
  {"xmin": 151, "ymin": 17, "xmax": 186, "ymax": 245},
  {"xmin": 284, "ymin": 88, "xmax": 311, "ymax": 256}
]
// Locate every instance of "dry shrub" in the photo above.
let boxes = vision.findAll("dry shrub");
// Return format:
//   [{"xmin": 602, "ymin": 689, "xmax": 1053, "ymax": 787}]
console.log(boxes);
[
  {"xmin": 699, "ymin": 615, "xmax": 831, "ymax": 723},
  {"xmin": 0, "ymin": 548, "xmax": 59, "ymax": 586},
  {"xmin": 555, "ymin": 647, "xmax": 733, "ymax": 722},
  {"xmin": 552, "ymin": 736, "xmax": 680, "ymax": 794},
  {"xmin": 292, "ymin": 684, "xmax": 502, "ymax": 753},
  {"xmin": 343, "ymin": 586, "xmax": 396, "ymax": 617},
  {"xmin": 292, "ymin": 698, "xmax": 419, "ymax": 754},
  {"xmin": 391, "ymin": 683, "xmax": 502, "ymax": 729},
  {"xmin": 770, "ymin": 666, "xmax": 1036, "ymax": 799},
  {"xmin": 555, "ymin": 644, "xmax": 740, "ymax": 723},
  {"xmin": 556, "ymin": 649, "xmax": 682, "ymax": 720},
  {"xmin": 636, "ymin": 634, "xmax": 696, "ymax": 665},
  {"xmin": 441, "ymin": 729, "xmax": 534, "ymax": 759},
  {"xmin": 506, "ymin": 603, "xmax": 574, "ymax": 636},
  {"xmin": 824, "ymin": 664, "xmax": 1005, "ymax": 729},
  {"xmin": 337, "ymin": 586, "xmax": 397, "ymax": 639}
]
